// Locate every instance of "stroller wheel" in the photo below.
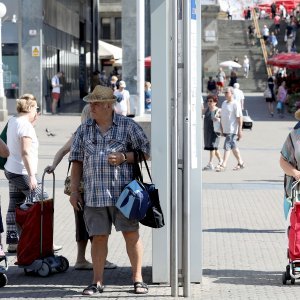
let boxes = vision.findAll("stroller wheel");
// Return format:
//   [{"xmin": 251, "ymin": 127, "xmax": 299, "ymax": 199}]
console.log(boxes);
[
  {"xmin": 37, "ymin": 261, "xmax": 51, "ymax": 277},
  {"xmin": 55, "ymin": 256, "xmax": 69, "ymax": 273},
  {"xmin": 0, "ymin": 273, "xmax": 7, "ymax": 287},
  {"xmin": 282, "ymin": 272, "xmax": 288, "ymax": 285}
]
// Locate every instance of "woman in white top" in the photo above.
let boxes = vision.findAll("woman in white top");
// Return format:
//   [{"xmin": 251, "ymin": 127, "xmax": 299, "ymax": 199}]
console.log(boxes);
[
  {"xmin": 113, "ymin": 80, "xmax": 131, "ymax": 116},
  {"xmin": 4, "ymin": 94, "xmax": 47, "ymax": 252}
]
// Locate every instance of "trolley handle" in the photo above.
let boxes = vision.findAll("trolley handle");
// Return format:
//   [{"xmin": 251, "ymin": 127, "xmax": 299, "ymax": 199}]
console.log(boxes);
[{"xmin": 42, "ymin": 168, "xmax": 55, "ymax": 201}]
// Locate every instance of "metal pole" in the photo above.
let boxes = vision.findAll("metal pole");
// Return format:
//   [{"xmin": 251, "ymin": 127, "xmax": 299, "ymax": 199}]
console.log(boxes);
[
  {"xmin": 136, "ymin": 0, "xmax": 145, "ymax": 116},
  {"xmin": 183, "ymin": 0, "xmax": 191, "ymax": 297},
  {"xmin": 170, "ymin": 0, "xmax": 178, "ymax": 297},
  {"xmin": 0, "ymin": 16, "xmax": 4, "ymax": 99}
]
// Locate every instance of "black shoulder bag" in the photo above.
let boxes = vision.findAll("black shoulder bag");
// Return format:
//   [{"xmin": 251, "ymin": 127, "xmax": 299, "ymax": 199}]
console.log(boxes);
[{"xmin": 134, "ymin": 151, "xmax": 165, "ymax": 229}]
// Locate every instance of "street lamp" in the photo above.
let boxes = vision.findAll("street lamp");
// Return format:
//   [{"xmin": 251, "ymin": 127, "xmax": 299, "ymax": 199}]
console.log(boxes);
[{"xmin": 0, "ymin": 2, "xmax": 7, "ymax": 121}]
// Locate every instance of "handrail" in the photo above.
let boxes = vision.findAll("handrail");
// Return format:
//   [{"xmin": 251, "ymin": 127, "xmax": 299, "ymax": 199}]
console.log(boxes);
[{"xmin": 252, "ymin": 8, "xmax": 273, "ymax": 77}]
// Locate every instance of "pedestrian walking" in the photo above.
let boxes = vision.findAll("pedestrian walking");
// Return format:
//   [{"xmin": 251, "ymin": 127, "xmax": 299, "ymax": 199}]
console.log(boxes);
[
  {"xmin": 202, "ymin": 94, "xmax": 223, "ymax": 171},
  {"xmin": 69, "ymin": 85, "xmax": 150, "ymax": 295},
  {"xmin": 51, "ymin": 71, "xmax": 63, "ymax": 115},
  {"xmin": 243, "ymin": 55, "xmax": 250, "ymax": 78},
  {"xmin": 215, "ymin": 87, "xmax": 244, "ymax": 172},
  {"xmin": 113, "ymin": 80, "xmax": 131, "ymax": 116},
  {"xmin": 233, "ymin": 83, "xmax": 245, "ymax": 110},
  {"xmin": 276, "ymin": 81, "xmax": 288, "ymax": 118}
]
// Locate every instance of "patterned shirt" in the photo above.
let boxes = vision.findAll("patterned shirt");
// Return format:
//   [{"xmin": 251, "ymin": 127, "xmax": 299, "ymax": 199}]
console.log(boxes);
[
  {"xmin": 69, "ymin": 113, "xmax": 150, "ymax": 207},
  {"xmin": 281, "ymin": 128, "xmax": 300, "ymax": 198}
]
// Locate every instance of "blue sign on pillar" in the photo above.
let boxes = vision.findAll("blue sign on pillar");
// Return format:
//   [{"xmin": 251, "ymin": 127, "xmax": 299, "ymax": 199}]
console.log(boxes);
[{"xmin": 191, "ymin": 0, "xmax": 196, "ymax": 20}]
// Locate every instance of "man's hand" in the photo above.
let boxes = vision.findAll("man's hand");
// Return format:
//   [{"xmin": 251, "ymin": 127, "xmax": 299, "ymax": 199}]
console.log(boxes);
[
  {"xmin": 69, "ymin": 192, "xmax": 83, "ymax": 211},
  {"xmin": 108, "ymin": 152, "xmax": 126, "ymax": 166}
]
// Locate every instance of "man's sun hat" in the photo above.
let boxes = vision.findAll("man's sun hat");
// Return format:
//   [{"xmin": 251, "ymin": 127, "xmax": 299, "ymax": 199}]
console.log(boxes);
[{"xmin": 83, "ymin": 85, "xmax": 116, "ymax": 103}]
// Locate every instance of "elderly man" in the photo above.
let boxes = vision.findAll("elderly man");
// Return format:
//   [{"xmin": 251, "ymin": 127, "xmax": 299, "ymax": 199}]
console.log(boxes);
[
  {"xmin": 69, "ymin": 85, "xmax": 150, "ymax": 295},
  {"xmin": 233, "ymin": 83, "xmax": 245, "ymax": 110},
  {"xmin": 215, "ymin": 86, "xmax": 245, "ymax": 172}
]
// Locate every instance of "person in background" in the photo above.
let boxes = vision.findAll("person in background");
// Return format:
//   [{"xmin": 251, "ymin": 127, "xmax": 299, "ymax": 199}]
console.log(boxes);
[
  {"xmin": 280, "ymin": 109, "xmax": 300, "ymax": 219},
  {"xmin": 202, "ymin": 94, "xmax": 223, "ymax": 171},
  {"xmin": 248, "ymin": 24, "xmax": 256, "ymax": 46},
  {"xmin": 113, "ymin": 80, "xmax": 131, "ymax": 116},
  {"xmin": 271, "ymin": 1, "xmax": 277, "ymax": 19},
  {"xmin": 0, "ymin": 138, "xmax": 9, "ymax": 256},
  {"xmin": 144, "ymin": 81, "xmax": 152, "ymax": 112},
  {"xmin": 45, "ymin": 104, "xmax": 117, "ymax": 271},
  {"xmin": 277, "ymin": 80, "xmax": 288, "ymax": 118},
  {"xmin": 265, "ymin": 76, "xmax": 276, "ymax": 117},
  {"xmin": 274, "ymin": 13, "xmax": 281, "ymax": 35},
  {"xmin": 229, "ymin": 71, "xmax": 238, "ymax": 87},
  {"xmin": 215, "ymin": 87, "xmax": 244, "ymax": 172},
  {"xmin": 233, "ymin": 83, "xmax": 245, "ymax": 110},
  {"xmin": 4, "ymin": 94, "xmax": 60, "ymax": 253},
  {"xmin": 207, "ymin": 76, "xmax": 217, "ymax": 95},
  {"xmin": 69, "ymin": 85, "xmax": 150, "ymax": 295},
  {"xmin": 51, "ymin": 71, "xmax": 63, "ymax": 115},
  {"xmin": 262, "ymin": 24, "xmax": 270, "ymax": 42},
  {"xmin": 216, "ymin": 68, "xmax": 226, "ymax": 94},
  {"xmin": 109, "ymin": 75, "xmax": 119, "ymax": 91},
  {"xmin": 243, "ymin": 55, "xmax": 250, "ymax": 78}
]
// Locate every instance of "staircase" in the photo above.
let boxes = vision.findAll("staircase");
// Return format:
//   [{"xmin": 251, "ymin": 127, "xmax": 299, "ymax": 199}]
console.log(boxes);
[{"xmin": 217, "ymin": 19, "xmax": 273, "ymax": 92}]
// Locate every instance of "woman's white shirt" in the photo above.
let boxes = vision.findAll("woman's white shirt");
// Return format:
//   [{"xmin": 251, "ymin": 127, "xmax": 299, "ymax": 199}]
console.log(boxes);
[{"xmin": 5, "ymin": 116, "xmax": 38, "ymax": 175}]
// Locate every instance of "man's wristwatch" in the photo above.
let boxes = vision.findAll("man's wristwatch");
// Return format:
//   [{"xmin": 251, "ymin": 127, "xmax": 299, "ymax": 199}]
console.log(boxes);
[{"xmin": 120, "ymin": 152, "xmax": 127, "ymax": 164}]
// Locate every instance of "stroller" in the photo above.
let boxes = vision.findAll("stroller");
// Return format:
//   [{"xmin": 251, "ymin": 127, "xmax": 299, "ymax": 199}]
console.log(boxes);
[
  {"xmin": 282, "ymin": 180, "xmax": 300, "ymax": 284},
  {"xmin": 15, "ymin": 170, "xmax": 69, "ymax": 277}
]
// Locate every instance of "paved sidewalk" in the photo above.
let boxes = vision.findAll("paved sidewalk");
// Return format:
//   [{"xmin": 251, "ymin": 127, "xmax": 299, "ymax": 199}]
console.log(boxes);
[{"xmin": 0, "ymin": 95, "xmax": 299, "ymax": 299}]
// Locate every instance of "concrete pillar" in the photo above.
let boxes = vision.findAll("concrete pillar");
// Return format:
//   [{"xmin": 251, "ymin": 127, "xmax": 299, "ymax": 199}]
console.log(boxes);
[{"xmin": 19, "ymin": 0, "xmax": 43, "ymax": 108}]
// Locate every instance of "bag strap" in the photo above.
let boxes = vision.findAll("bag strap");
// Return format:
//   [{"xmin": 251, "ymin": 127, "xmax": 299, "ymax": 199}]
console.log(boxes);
[
  {"xmin": 67, "ymin": 161, "xmax": 71, "ymax": 176},
  {"xmin": 137, "ymin": 150, "xmax": 153, "ymax": 183}
]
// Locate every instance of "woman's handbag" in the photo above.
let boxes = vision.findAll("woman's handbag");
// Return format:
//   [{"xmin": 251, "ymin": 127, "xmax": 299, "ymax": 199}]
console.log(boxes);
[
  {"xmin": 64, "ymin": 162, "xmax": 84, "ymax": 196},
  {"xmin": 263, "ymin": 88, "xmax": 272, "ymax": 99},
  {"xmin": 116, "ymin": 151, "xmax": 165, "ymax": 228},
  {"xmin": 212, "ymin": 109, "xmax": 221, "ymax": 134},
  {"xmin": 276, "ymin": 101, "xmax": 283, "ymax": 110}
]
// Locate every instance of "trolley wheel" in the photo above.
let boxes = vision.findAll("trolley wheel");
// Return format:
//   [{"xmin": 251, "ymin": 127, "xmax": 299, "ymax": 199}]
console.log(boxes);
[
  {"xmin": 55, "ymin": 256, "xmax": 69, "ymax": 273},
  {"xmin": 282, "ymin": 272, "xmax": 288, "ymax": 285},
  {"xmin": 0, "ymin": 273, "xmax": 7, "ymax": 287},
  {"xmin": 291, "ymin": 278, "xmax": 296, "ymax": 285},
  {"xmin": 37, "ymin": 261, "xmax": 51, "ymax": 277}
]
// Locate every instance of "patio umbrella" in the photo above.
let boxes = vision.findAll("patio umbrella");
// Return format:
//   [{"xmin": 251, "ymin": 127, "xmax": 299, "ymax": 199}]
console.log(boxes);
[{"xmin": 219, "ymin": 61, "xmax": 242, "ymax": 68}]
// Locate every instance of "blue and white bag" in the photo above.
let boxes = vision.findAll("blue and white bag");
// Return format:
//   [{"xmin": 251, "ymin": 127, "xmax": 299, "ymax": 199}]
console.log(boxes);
[{"xmin": 116, "ymin": 179, "xmax": 151, "ymax": 220}]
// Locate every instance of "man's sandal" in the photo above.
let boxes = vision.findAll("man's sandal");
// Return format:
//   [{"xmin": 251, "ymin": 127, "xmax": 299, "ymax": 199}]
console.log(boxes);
[
  {"xmin": 82, "ymin": 284, "xmax": 104, "ymax": 295},
  {"xmin": 134, "ymin": 281, "xmax": 149, "ymax": 294},
  {"xmin": 233, "ymin": 162, "xmax": 245, "ymax": 171},
  {"xmin": 215, "ymin": 164, "xmax": 226, "ymax": 172}
]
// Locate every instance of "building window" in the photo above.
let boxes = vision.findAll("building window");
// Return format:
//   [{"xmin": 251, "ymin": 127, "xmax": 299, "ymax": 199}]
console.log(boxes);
[
  {"xmin": 101, "ymin": 17, "xmax": 111, "ymax": 39},
  {"xmin": 115, "ymin": 17, "xmax": 122, "ymax": 40}
]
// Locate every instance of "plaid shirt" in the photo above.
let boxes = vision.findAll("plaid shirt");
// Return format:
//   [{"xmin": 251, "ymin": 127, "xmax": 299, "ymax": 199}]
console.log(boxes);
[{"xmin": 69, "ymin": 113, "xmax": 150, "ymax": 207}]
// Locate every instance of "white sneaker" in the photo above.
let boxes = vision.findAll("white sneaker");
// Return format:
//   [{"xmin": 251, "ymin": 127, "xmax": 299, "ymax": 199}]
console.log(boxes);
[{"xmin": 203, "ymin": 163, "xmax": 214, "ymax": 171}]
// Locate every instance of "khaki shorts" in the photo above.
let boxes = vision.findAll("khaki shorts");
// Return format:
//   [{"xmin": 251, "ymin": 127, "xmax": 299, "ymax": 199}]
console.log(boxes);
[{"xmin": 84, "ymin": 206, "xmax": 139, "ymax": 236}]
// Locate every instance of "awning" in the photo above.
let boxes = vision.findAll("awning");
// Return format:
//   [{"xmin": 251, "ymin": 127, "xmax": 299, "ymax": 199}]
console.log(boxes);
[
  {"xmin": 267, "ymin": 53, "xmax": 300, "ymax": 69},
  {"xmin": 99, "ymin": 40, "xmax": 122, "ymax": 60},
  {"xmin": 145, "ymin": 56, "xmax": 151, "ymax": 68}
]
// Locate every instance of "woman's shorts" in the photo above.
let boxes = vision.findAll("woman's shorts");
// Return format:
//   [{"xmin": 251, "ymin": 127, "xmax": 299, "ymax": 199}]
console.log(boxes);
[
  {"xmin": 51, "ymin": 92, "xmax": 60, "ymax": 101},
  {"xmin": 217, "ymin": 82, "xmax": 224, "ymax": 87}
]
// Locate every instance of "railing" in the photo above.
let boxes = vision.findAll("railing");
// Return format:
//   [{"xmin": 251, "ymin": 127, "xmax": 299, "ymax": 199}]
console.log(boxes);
[{"xmin": 252, "ymin": 8, "xmax": 273, "ymax": 77}]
